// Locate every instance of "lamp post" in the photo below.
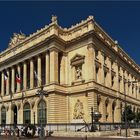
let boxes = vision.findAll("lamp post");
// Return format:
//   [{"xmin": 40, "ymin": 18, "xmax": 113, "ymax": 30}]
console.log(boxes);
[
  {"xmin": 33, "ymin": 112, "xmax": 35, "ymax": 125},
  {"xmin": 36, "ymin": 85, "xmax": 48, "ymax": 139},
  {"xmin": 124, "ymin": 80, "xmax": 138, "ymax": 137},
  {"xmin": 90, "ymin": 107, "xmax": 94, "ymax": 132},
  {"xmin": 90, "ymin": 107, "xmax": 102, "ymax": 132}
]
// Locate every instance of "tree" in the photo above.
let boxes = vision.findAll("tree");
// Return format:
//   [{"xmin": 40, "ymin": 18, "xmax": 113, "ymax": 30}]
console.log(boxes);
[
  {"xmin": 135, "ymin": 111, "xmax": 140, "ymax": 123},
  {"xmin": 122, "ymin": 105, "xmax": 135, "ymax": 122}
]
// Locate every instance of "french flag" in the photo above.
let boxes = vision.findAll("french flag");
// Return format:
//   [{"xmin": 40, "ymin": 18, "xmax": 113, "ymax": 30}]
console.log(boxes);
[
  {"xmin": 16, "ymin": 72, "xmax": 21, "ymax": 84},
  {"xmin": 3, "ymin": 69, "xmax": 8, "ymax": 84}
]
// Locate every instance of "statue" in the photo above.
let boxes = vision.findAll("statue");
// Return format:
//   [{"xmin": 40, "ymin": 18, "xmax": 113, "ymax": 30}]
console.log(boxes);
[
  {"xmin": 8, "ymin": 31, "xmax": 26, "ymax": 48},
  {"xmin": 76, "ymin": 66, "xmax": 82, "ymax": 80},
  {"xmin": 73, "ymin": 99, "xmax": 84, "ymax": 119},
  {"xmin": 51, "ymin": 15, "xmax": 57, "ymax": 24}
]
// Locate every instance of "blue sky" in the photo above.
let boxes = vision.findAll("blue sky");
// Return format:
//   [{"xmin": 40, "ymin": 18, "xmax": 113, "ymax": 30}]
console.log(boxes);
[{"xmin": 0, "ymin": 1, "xmax": 140, "ymax": 65}]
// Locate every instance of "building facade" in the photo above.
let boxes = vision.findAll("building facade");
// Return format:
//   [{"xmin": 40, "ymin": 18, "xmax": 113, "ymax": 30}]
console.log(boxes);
[{"xmin": 0, "ymin": 15, "xmax": 140, "ymax": 127}]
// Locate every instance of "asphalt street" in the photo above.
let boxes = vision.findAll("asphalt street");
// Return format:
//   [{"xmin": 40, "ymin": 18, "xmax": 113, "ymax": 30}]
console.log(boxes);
[{"xmin": 1, "ymin": 136, "xmax": 140, "ymax": 140}]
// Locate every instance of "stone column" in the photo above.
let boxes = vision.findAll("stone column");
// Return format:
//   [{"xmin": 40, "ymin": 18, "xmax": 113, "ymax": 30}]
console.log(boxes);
[
  {"xmin": 38, "ymin": 55, "xmax": 42, "ymax": 86},
  {"xmin": 6, "ymin": 69, "xmax": 10, "ymax": 95},
  {"xmin": 45, "ymin": 52, "xmax": 50, "ymax": 85},
  {"xmin": 12, "ymin": 67, "xmax": 15, "ymax": 94},
  {"xmin": 50, "ymin": 48, "xmax": 59, "ymax": 84},
  {"xmin": 17, "ymin": 65, "xmax": 21, "ymax": 92},
  {"xmin": 30, "ymin": 59, "xmax": 34, "ymax": 89},
  {"xmin": 23, "ymin": 61, "xmax": 27, "ymax": 90},
  {"xmin": 87, "ymin": 43, "xmax": 96, "ymax": 81},
  {"xmin": 1, "ymin": 71, "xmax": 4, "ymax": 96}
]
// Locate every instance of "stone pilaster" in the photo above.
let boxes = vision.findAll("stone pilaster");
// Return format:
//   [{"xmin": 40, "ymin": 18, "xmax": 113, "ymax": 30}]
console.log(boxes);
[
  {"xmin": 87, "ymin": 92, "xmax": 98, "ymax": 114},
  {"xmin": 30, "ymin": 59, "xmax": 34, "ymax": 89},
  {"xmin": 60, "ymin": 55, "xmax": 65, "ymax": 85},
  {"xmin": 64, "ymin": 54, "xmax": 68, "ymax": 85},
  {"xmin": 17, "ymin": 65, "xmax": 21, "ymax": 92},
  {"xmin": 23, "ymin": 61, "xmax": 27, "ymax": 90},
  {"xmin": 7, "ymin": 103, "xmax": 12, "ymax": 124},
  {"xmin": 17, "ymin": 103, "xmax": 23, "ymax": 124},
  {"xmin": 99, "ymin": 51, "xmax": 105, "ymax": 85},
  {"xmin": 108, "ymin": 58, "xmax": 112, "ymax": 88},
  {"xmin": 108, "ymin": 100, "xmax": 113, "ymax": 122},
  {"xmin": 38, "ymin": 55, "xmax": 42, "ymax": 86},
  {"xmin": 50, "ymin": 48, "xmax": 59, "ymax": 84},
  {"xmin": 100, "ymin": 96, "xmax": 106, "ymax": 122},
  {"xmin": 87, "ymin": 43, "xmax": 96, "ymax": 81},
  {"xmin": 12, "ymin": 67, "xmax": 15, "ymax": 94},
  {"xmin": 45, "ymin": 52, "xmax": 50, "ymax": 85},
  {"xmin": 114, "ymin": 62, "xmax": 119, "ymax": 91},
  {"xmin": 114, "ymin": 99, "xmax": 121, "ymax": 122}
]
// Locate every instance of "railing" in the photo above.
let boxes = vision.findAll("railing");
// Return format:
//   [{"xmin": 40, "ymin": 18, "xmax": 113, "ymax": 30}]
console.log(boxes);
[{"xmin": 1, "ymin": 122, "xmax": 140, "ymax": 132}]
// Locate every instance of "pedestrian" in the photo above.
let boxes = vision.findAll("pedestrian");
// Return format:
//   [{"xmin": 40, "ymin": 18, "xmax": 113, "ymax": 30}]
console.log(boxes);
[{"xmin": 16, "ymin": 127, "xmax": 20, "ymax": 140}]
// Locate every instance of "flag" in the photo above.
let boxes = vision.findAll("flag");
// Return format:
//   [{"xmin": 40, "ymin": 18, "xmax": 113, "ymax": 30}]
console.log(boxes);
[
  {"xmin": 16, "ymin": 72, "xmax": 21, "ymax": 84},
  {"xmin": 3, "ymin": 69, "xmax": 8, "ymax": 84},
  {"xmin": 34, "ymin": 70, "xmax": 42, "ymax": 85}
]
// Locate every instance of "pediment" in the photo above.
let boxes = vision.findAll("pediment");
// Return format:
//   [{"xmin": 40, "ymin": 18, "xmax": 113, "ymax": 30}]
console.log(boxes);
[
  {"xmin": 70, "ymin": 54, "xmax": 85, "ymax": 66},
  {"xmin": 8, "ymin": 32, "xmax": 26, "ymax": 48}
]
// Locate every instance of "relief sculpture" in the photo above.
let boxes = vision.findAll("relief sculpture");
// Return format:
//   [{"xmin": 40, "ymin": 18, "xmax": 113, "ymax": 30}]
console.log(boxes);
[{"xmin": 73, "ymin": 99, "xmax": 84, "ymax": 119}]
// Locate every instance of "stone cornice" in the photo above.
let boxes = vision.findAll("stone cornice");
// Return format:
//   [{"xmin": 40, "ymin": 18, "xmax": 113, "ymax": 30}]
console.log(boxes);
[
  {"xmin": 0, "ymin": 15, "xmax": 140, "ymax": 76},
  {"xmin": 94, "ymin": 22, "xmax": 140, "ymax": 74}
]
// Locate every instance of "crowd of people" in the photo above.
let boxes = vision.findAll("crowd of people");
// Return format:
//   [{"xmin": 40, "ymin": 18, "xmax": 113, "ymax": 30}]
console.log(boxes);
[{"xmin": 0, "ymin": 125, "xmax": 52, "ymax": 138}]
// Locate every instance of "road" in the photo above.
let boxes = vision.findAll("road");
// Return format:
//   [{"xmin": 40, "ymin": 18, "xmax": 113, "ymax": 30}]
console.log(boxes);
[{"xmin": 1, "ymin": 136, "xmax": 140, "ymax": 140}]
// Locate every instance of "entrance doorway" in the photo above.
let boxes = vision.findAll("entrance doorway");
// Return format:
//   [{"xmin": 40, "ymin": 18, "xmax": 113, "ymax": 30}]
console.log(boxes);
[{"xmin": 13, "ymin": 105, "xmax": 17, "ymax": 125}]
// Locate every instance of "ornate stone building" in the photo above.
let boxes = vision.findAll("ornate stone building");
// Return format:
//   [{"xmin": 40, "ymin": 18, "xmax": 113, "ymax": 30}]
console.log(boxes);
[{"xmin": 0, "ymin": 15, "xmax": 140, "ymax": 127}]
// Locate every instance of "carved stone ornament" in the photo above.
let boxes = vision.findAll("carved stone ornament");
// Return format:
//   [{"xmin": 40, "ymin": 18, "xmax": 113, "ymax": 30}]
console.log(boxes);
[
  {"xmin": 8, "ymin": 32, "xmax": 26, "ymax": 48},
  {"xmin": 73, "ymin": 99, "xmax": 84, "ymax": 119},
  {"xmin": 70, "ymin": 54, "xmax": 85, "ymax": 66}
]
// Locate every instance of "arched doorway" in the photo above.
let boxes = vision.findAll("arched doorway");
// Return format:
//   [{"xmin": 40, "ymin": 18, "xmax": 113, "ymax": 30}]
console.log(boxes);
[
  {"xmin": 38, "ymin": 100, "xmax": 47, "ymax": 125},
  {"xmin": 13, "ymin": 105, "xmax": 17, "ymax": 125},
  {"xmin": 1, "ymin": 106, "xmax": 6, "ymax": 125},
  {"xmin": 112, "ymin": 101, "xmax": 116, "ymax": 123},
  {"xmin": 23, "ymin": 102, "xmax": 31, "ymax": 124}
]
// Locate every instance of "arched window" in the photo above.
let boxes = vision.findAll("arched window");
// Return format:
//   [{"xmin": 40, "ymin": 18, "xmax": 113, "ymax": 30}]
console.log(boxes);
[
  {"xmin": 23, "ymin": 103, "xmax": 31, "ymax": 124},
  {"xmin": 38, "ymin": 100, "xmax": 46, "ymax": 124},
  {"xmin": 1, "ymin": 106, "xmax": 6, "ymax": 125}
]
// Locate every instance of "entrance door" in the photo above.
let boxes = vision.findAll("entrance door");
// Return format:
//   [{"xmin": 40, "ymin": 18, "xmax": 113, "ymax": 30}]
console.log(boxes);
[{"xmin": 13, "ymin": 106, "xmax": 17, "ymax": 125}]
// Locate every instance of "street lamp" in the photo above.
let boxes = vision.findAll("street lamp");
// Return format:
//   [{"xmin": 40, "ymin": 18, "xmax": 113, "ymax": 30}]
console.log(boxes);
[
  {"xmin": 90, "ymin": 107, "xmax": 94, "ymax": 132},
  {"xmin": 33, "ymin": 112, "xmax": 35, "ymax": 125},
  {"xmin": 124, "ymin": 80, "xmax": 138, "ymax": 137},
  {"xmin": 90, "ymin": 107, "xmax": 102, "ymax": 132},
  {"xmin": 36, "ymin": 85, "xmax": 48, "ymax": 139}
]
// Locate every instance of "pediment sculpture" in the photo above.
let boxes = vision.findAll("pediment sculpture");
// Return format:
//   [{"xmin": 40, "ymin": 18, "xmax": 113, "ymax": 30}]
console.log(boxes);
[{"xmin": 8, "ymin": 32, "xmax": 26, "ymax": 48}]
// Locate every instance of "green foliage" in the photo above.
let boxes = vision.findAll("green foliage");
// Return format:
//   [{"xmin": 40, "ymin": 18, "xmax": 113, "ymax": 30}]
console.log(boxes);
[
  {"xmin": 135, "ymin": 112, "xmax": 140, "ymax": 123},
  {"xmin": 122, "ymin": 105, "xmax": 135, "ymax": 122}
]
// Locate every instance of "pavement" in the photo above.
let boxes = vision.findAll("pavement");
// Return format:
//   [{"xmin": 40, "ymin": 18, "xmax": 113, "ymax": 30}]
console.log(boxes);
[{"xmin": 1, "ymin": 135, "xmax": 140, "ymax": 140}]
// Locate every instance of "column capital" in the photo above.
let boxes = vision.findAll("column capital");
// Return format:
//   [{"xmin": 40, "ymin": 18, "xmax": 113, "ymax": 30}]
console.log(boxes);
[
  {"xmin": 49, "ymin": 47, "xmax": 60, "ymax": 53},
  {"xmin": 87, "ymin": 42, "xmax": 96, "ymax": 50}
]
